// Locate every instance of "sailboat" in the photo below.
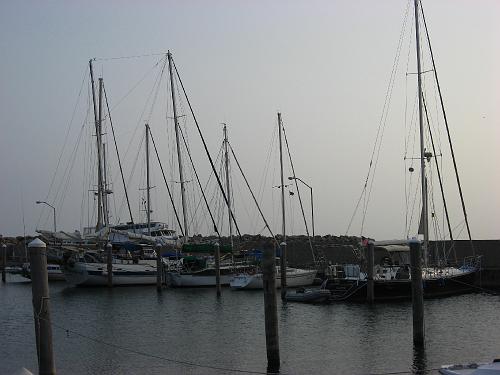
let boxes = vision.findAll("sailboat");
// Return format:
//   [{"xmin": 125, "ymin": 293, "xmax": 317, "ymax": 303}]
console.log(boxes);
[
  {"xmin": 326, "ymin": 0, "xmax": 481, "ymax": 301},
  {"xmin": 230, "ymin": 113, "xmax": 317, "ymax": 291},
  {"xmin": 62, "ymin": 64, "xmax": 162, "ymax": 287}
]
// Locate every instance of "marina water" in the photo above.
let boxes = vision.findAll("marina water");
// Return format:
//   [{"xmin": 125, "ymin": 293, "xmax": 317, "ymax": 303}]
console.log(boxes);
[{"xmin": 1, "ymin": 275, "xmax": 499, "ymax": 374}]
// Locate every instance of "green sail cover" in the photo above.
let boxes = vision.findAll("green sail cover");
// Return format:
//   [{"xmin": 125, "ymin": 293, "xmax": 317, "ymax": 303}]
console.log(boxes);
[{"xmin": 182, "ymin": 243, "xmax": 232, "ymax": 254}]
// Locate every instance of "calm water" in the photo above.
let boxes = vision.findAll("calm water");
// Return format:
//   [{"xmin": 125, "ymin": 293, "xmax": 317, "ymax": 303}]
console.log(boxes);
[{"xmin": 1, "ymin": 274, "xmax": 499, "ymax": 375}]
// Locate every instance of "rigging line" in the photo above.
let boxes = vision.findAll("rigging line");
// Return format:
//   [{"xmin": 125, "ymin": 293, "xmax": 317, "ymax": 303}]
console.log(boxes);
[
  {"xmin": 113, "ymin": 56, "xmax": 167, "ymax": 183},
  {"xmin": 146, "ymin": 57, "xmax": 168, "ymax": 125},
  {"xmin": 55, "ymin": 118, "xmax": 87, "ymax": 220},
  {"xmin": 229, "ymin": 143, "xmax": 279, "ymax": 246},
  {"xmin": 32, "ymin": 317, "xmax": 279, "ymax": 375},
  {"xmin": 36, "ymin": 65, "xmax": 88, "ymax": 230},
  {"xmin": 423, "ymin": 94, "xmax": 455, "ymax": 261},
  {"xmin": 282, "ymin": 124, "xmax": 315, "ymax": 264},
  {"xmin": 252, "ymin": 125, "xmax": 277, "ymax": 232},
  {"xmin": 123, "ymin": 132, "xmax": 145, "ymax": 219},
  {"xmin": 347, "ymin": 0, "xmax": 412, "ymax": 236},
  {"xmin": 186, "ymin": 143, "xmax": 223, "ymax": 234},
  {"xmin": 149, "ymin": 132, "xmax": 184, "ymax": 236},
  {"xmin": 419, "ymin": 0, "xmax": 474, "ymax": 255},
  {"xmin": 172, "ymin": 57, "xmax": 242, "ymax": 240},
  {"xmin": 93, "ymin": 52, "xmax": 167, "ymax": 61},
  {"xmin": 103, "ymin": 83, "xmax": 134, "ymax": 224},
  {"xmin": 177, "ymin": 123, "xmax": 221, "ymax": 238},
  {"xmin": 361, "ymin": 0, "xmax": 410, "ymax": 230}
]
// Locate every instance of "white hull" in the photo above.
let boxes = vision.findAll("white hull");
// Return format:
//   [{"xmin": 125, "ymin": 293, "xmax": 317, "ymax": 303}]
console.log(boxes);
[
  {"xmin": 230, "ymin": 268, "xmax": 317, "ymax": 290},
  {"xmin": 63, "ymin": 261, "xmax": 157, "ymax": 286}
]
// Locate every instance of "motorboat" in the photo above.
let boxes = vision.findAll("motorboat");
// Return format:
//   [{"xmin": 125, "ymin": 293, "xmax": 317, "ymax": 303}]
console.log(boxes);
[{"xmin": 440, "ymin": 360, "xmax": 500, "ymax": 374}]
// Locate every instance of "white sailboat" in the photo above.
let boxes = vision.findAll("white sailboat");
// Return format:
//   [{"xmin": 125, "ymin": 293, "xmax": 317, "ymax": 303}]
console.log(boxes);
[{"xmin": 62, "ymin": 64, "xmax": 164, "ymax": 286}]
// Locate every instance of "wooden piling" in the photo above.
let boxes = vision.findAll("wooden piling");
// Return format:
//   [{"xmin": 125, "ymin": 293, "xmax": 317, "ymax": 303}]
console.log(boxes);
[
  {"xmin": 28, "ymin": 238, "xmax": 56, "ymax": 375},
  {"xmin": 409, "ymin": 237, "xmax": 425, "ymax": 346},
  {"xmin": 156, "ymin": 243, "xmax": 162, "ymax": 291},
  {"xmin": 214, "ymin": 242, "xmax": 221, "ymax": 297},
  {"xmin": 262, "ymin": 241, "xmax": 280, "ymax": 373},
  {"xmin": 366, "ymin": 241, "xmax": 374, "ymax": 303},
  {"xmin": 1, "ymin": 243, "xmax": 6, "ymax": 283}
]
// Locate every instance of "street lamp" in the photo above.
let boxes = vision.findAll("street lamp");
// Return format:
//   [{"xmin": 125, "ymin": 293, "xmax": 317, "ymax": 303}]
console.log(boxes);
[
  {"xmin": 36, "ymin": 201, "xmax": 56, "ymax": 232},
  {"xmin": 288, "ymin": 176, "xmax": 315, "ymax": 237}
]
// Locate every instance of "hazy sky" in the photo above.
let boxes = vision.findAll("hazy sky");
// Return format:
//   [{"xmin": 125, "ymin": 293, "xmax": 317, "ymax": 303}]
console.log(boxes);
[{"xmin": 1, "ymin": 0, "xmax": 499, "ymax": 240}]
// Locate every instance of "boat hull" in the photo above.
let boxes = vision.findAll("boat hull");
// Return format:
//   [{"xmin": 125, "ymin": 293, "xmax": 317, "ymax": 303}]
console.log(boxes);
[
  {"xmin": 327, "ymin": 269, "xmax": 478, "ymax": 302},
  {"xmin": 230, "ymin": 269, "xmax": 317, "ymax": 290},
  {"xmin": 63, "ymin": 261, "xmax": 157, "ymax": 286}
]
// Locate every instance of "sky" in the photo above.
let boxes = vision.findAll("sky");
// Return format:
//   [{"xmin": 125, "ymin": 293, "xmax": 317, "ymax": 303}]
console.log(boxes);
[{"xmin": 0, "ymin": 0, "xmax": 499, "ymax": 240}]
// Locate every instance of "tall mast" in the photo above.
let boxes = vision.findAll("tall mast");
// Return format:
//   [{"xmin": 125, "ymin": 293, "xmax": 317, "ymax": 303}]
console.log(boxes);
[
  {"xmin": 278, "ymin": 113, "xmax": 286, "ymax": 242},
  {"xmin": 89, "ymin": 60, "xmax": 103, "ymax": 230},
  {"xmin": 414, "ymin": 0, "xmax": 429, "ymax": 264},
  {"xmin": 167, "ymin": 51, "xmax": 189, "ymax": 242},
  {"xmin": 102, "ymin": 142, "xmax": 109, "ymax": 227},
  {"xmin": 98, "ymin": 78, "xmax": 107, "ymax": 229},
  {"xmin": 223, "ymin": 124, "xmax": 234, "ymax": 250},
  {"xmin": 278, "ymin": 113, "xmax": 287, "ymax": 299},
  {"xmin": 145, "ymin": 124, "xmax": 152, "ymax": 235}
]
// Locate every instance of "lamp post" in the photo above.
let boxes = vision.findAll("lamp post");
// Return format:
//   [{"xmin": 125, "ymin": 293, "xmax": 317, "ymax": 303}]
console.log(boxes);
[
  {"xmin": 288, "ymin": 176, "xmax": 315, "ymax": 237},
  {"xmin": 36, "ymin": 201, "xmax": 56, "ymax": 232}
]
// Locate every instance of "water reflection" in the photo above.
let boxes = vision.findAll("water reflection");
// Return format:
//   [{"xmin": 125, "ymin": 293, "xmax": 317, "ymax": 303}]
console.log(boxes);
[{"xmin": 412, "ymin": 345, "xmax": 427, "ymax": 374}]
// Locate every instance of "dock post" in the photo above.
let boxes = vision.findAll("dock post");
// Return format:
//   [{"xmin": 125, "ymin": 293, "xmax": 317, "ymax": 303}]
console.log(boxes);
[
  {"xmin": 28, "ymin": 238, "xmax": 56, "ymax": 375},
  {"xmin": 156, "ymin": 243, "xmax": 162, "ymax": 291},
  {"xmin": 366, "ymin": 240, "xmax": 374, "ymax": 303},
  {"xmin": 106, "ymin": 242, "xmax": 113, "ymax": 288},
  {"xmin": 409, "ymin": 237, "xmax": 425, "ymax": 346},
  {"xmin": 280, "ymin": 241, "xmax": 287, "ymax": 302},
  {"xmin": 214, "ymin": 242, "xmax": 221, "ymax": 297},
  {"xmin": 1, "ymin": 243, "xmax": 6, "ymax": 283},
  {"xmin": 262, "ymin": 241, "xmax": 280, "ymax": 373}
]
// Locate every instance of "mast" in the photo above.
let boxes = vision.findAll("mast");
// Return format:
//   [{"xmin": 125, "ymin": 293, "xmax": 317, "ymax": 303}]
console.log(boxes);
[
  {"xmin": 414, "ymin": 0, "xmax": 429, "ymax": 264},
  {"xmin": 102, "ymin": 142, "xmax": 109, "ymax": 227},
  {"xmin": 145, "ymin": 124, "xmax": 151, "ymax": 235},
  {"xmin": 223, "ymin": 124, "xmax": 234, "ymax": 251},
  {"xmin": 167, "ymin": 51, "xmax": 189, "ymax": 242},
  {"xmin": 98, "ymin": 78, "xmax": 107, "ymax": 229},
  {"xmin": 89, "ymin": 60, "xmax": 103, "ymax": 230},
  {"xmin": 89, "ymin": 64, "xmax": 105, "ymax": 231},
  {"xmin": 278, "ymin": 113, "xmax": 287, "ymax": 299}
]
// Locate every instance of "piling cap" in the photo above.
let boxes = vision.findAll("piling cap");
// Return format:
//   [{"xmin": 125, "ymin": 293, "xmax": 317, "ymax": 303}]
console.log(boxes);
[
  {"xmin": 407, "ymin": 237, "xmax": 421, "ymax": 245},
  {"xmin": 1, "ymin": 243, "xmax": 6, "ymax": 248},
  {"xmin": 280, "ymin": 242, "xmax": 286, "ymax": 247},
  {"xmin": 28, "ymin": 238, "xmax": 46, "ymax": 248},
  {"xmin": 106, "ymin": 242, "xmax": 112, "ymax": 248},
  {"xmin": 214, "ymin": 242, "xmax": 220, "ymax": 247}
]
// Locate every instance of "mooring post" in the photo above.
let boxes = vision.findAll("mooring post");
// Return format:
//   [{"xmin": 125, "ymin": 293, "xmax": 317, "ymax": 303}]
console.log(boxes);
[
  {"xmin": 214, "ymin": 242, "xmax": 221, "ymax": 297},
  {"xmin": 262, "ymin": 241, "xmax": 280, "ymax": 373},
  {"xmin": 29, "ymin": 238, "xmax": 56, "ymax": 375},
  {"xmin": 156, "ymin": 243, "xmax": 162, "ymax": 291},
  {"xmin": 366, "ymin": 240, "xmax": 375, "ymax": 303},
  {"xmin": 1, "ymin": 243, "xmax": 6, "ymax": 283},
  {"xmin": 409, "ymin": 237, "xmax": 425, "ymax": 346},
  {"xmin": 106, "ymin": 242, "xmax": 113, "ymax": 288}
]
